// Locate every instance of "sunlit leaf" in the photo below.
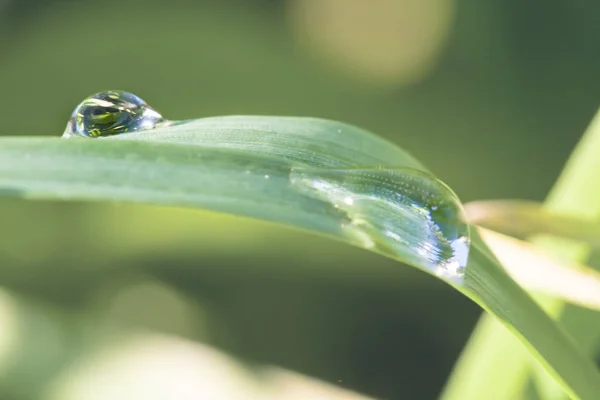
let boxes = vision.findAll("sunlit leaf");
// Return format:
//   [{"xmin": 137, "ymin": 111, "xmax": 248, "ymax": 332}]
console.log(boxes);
[
  {"xmin": 478, "ymin": 227, "xmax": 600, "ymax": 311},
  {"xmin": 465, "ymin": 199, "xmax": 600, "ymax": 247},
  {"xmin": 0, "ymin": 116, "xmax": 599, "ymax": 399},
  {"xmin": 442, "ymin": 108, "xmax": 600, "ymax": 400}
]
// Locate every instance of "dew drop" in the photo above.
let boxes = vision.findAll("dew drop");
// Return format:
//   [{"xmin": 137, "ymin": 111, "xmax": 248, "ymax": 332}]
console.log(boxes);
[
  {"xmin": 63, "ymin": 90, "xmax": 164, "ymax": 138},
  {"xmin": 290, "ymin": 167, "xmax": 470, "ymax": 283}
]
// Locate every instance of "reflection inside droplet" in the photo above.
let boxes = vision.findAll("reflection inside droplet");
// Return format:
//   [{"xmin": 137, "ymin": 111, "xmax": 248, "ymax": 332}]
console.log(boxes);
[
  {"xmin": 63, "ymin": 90, "xmax": 164, "ymax": 138},
  {"xmin": 290, "ymin": 167, "xmax": 470, "ymax": 283}
]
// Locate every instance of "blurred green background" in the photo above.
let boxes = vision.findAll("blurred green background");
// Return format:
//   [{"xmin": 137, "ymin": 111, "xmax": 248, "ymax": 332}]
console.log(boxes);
[{"xmin": 0, "ymin": 0, "xmax": 599, "ymax": 399}]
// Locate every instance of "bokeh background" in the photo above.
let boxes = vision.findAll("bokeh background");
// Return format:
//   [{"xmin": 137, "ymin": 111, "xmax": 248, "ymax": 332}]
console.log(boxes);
[{"xmin": 0, "ymin": 1, "xmax": 599, "ymax": 399}]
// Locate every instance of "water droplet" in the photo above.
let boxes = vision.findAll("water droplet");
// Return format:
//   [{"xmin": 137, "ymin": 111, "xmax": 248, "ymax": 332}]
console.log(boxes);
[
  {"xmin": 63, "ymin": 90, "xmax": 164, "ymax": 138},
  {"xmin": 290, "ymin": 167, "xmax": 470, "ymax": 283}
]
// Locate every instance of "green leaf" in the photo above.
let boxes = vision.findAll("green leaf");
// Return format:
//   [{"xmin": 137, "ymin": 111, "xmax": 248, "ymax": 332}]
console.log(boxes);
[
  {"xmin": 474, "ymin": 226, "xmax": 600, "ymax": 312},
  {"xmin": 441, "ymin": 109, "xmax": 600, "ymax": 400},
  {"xmin": 0, "ymin": 116, "xmax": 599, "ymax": 399},
  {"xmin": 465, "ymin": 199, "xmax": 600, "ymax": 247},
  {"xmin": 528, "ymin": 109, "xmax": 600, "ymax": 400}
]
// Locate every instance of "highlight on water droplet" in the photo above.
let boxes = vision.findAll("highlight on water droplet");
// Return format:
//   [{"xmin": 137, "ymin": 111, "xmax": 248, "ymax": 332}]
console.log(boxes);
[
  {"xmin": 63, "ymin": 90, "xmax": 164, "ymax": 138},
  {"xmin": 289, "ymin": 167, "xmax": 470, "ymax": 283}
]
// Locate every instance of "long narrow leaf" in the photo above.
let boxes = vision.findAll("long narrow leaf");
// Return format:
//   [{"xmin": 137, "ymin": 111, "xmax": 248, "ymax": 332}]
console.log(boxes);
[
  {"xmin": 1, "ymin": 117, "xmax": 599, "ymax": 399},
  {"xmin": 442, "ymin": 109, "xmax": 600, "ymax": 400}
]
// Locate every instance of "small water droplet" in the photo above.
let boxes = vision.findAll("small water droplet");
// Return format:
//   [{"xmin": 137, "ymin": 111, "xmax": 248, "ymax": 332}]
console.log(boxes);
[
  {"xmin": 290, "ymin": 167, "xmax": 470, "ymax": 283},
  {"xmin": 63, "ymin": 90, "xmax": 164, "ymax": 138}
]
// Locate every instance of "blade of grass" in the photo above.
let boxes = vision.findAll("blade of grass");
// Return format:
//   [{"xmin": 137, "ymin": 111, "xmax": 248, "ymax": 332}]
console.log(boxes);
[
  {"xmin": 441, "ymin": 108, "xmax": 600, "ymax": 400},
  {"xmin": 527, "ymin": 109, "xmax": 600, "ymax": 399},
  {"xmin": 478, "ymin": 228, "xmax": 600, "ymax": 311},
  {"xmin": 0, "ymin": 116, "xmax": 599, "ymax": 399},
  {"xmin": 465, "ymin": 199, "xmax": 600, "ymax": 247}
]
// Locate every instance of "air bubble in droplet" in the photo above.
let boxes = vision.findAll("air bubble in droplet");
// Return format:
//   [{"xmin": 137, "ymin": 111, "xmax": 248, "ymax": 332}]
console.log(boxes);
[
  {"xmin": 290, "ymin": 167, "xmax": 470, "ymax": 283},
  {"xmin": 63, "ymin": 90, "xmax": 164, "ymax": 138}
]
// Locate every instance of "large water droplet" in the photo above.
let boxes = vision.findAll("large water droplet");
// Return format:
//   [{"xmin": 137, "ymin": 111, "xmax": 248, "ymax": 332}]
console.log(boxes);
[
  {"xmin": 290, "ymin": 167, "xmax": 470, "ymax": 283},
  {"xmin": 63, "ymin": 90, "xmax": 164, "ymax": 138}
]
